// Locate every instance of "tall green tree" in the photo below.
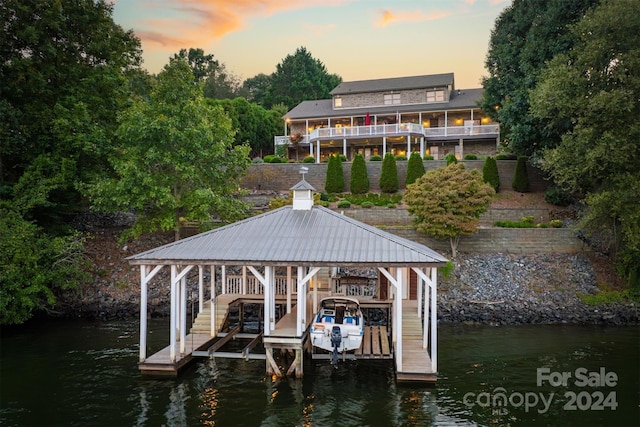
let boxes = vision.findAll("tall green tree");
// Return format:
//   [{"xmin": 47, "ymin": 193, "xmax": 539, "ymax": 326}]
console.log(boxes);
[
  {"xmin": 404, "ymin": 163, "xmax": 495, "ymax": 257},
  {"xmin": 379, "ymin": 153, "xmax": 399, "ymax": 193},
  {"xmin": 266, "ymin": 47, "xmax": 341, "ymax": 110},
  {"xmin": 480, "ymin": 0, "xmax": 598, "ymax": 156},
  {"xmin": 87, "ymin": 59, "xmax": 251, "ymax": 241},
  {"xmin": 405, "ymin": 152, "xmax": 426, "ymax": 186},
  {"xmin": 0, "ymin": 0, "xmax": 142, "ymax": 223},
  {"xmin": 350, "ymin": 154, "xmax": 369, "ymax": 194},
  {"xmin": 325, "ymin": 154, "xmax": 345, "ymax": 194},
  {"xmin": 530, "ymin": 0, "xmax": 640, "ymax": 286},
  {"xmin": 482, "ymin": 156, "xmax": 500, "ymax": 192}
]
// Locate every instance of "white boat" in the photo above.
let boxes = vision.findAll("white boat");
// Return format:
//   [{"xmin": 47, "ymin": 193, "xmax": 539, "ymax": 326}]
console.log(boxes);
[{"xmin": 310, "ymin": 297, "xmax": 364, "ymax": 365}]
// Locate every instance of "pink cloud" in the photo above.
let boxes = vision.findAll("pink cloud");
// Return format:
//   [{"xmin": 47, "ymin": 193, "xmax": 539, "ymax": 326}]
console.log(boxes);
[{"xmin": 375, "ymin": 9, "xmax": 452, "ymax": 27}]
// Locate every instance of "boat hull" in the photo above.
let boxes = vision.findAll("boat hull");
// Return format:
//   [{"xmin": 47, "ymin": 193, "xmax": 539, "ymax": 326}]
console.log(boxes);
[{"xmin": 310, "ymin": 297, "xmax": 364, "ymax": 353}]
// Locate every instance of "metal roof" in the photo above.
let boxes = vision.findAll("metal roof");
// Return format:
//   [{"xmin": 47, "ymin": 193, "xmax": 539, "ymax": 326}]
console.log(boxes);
[
  {"xmin": 330, "ymin": 73, "xmax": 455, "ymax": 95},
  {"xmin": 127, "ymin": 205, "xmax": 448, "ymax": 267},
  {"xmin": 284, "ymin": 88, "xmax": 484, "ymax": 120}
]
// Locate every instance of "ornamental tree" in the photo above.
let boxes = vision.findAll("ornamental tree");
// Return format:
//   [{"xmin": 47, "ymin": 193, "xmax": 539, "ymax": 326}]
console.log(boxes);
[
  {"xmin": 379, "ymin": 152, "xmax": 399, "ymax": 193},
  {"xmin": 324, "ymin": 154, "xmax": 345, "ymax": 193},
  {"xmin": 350, "ymin": 153, "xmax": 369, "ymax": 194},
  {"xmin": 405, "ymin": 152, "xmax": 426, "ymax": 186},
  {"xmin": 482, "ymin": 156, "xmax": 500, "ymax": 192},
  {"xmin": 87, "ymin": 58, "xmax": 251, "ymax": 241},
  {"xmin": 404, "ymin": 163, "xmax": 495, "ymax": 257}
]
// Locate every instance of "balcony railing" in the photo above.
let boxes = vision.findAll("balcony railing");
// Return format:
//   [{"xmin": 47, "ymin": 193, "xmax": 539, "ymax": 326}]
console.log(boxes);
[{"xmin": 275, "ymin": 124, "xmax": 499, "ymax": 146}]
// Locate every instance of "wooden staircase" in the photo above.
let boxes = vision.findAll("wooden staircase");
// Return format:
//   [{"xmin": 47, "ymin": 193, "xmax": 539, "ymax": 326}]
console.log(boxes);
[{"xmin": 189, "ymin": 298, "xmax": 232, "ymax": 335}]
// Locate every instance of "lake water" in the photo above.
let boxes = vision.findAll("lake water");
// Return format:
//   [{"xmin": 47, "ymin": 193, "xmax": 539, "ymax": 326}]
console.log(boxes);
[{"xmin": 1, "ymin": 319, "xmax": 638, "ymax": 426}]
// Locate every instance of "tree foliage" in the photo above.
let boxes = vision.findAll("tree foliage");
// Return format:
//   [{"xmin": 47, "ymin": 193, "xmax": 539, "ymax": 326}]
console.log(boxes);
[
  {"xmin": 0, "ymin": 0, "xmax": 142, "ymax": 223},
  {"xmin": 0, "ymin": 206, "xmax": 87, "ymax": 325},
  {"xmin": 480, "ymin": 0, "xmax": 599, "ymax": 156},
  {"xmin": 265, "ymin": 47, "xmax": 341, "ymax": 110},
  {"xmin": 530, "ymin": 0, "xmax": 640, "ymax": 286},
  {"xmin": 482, "ymin": 156, "xmax": 500, "ymax": 192},
  {"xmin": 325, "ymin": 154, "xmax": 345, "ymax": 194},
  {"xmin": 174, "ymin": 47, "xmax": 241, "ymax": 99},
  {"xmin": 405, "ymin": 152, "xmax": 426, "ymax": 186},
  {"xmin": 512, "ymin": 156, "xmax": 530, "ymax": 193},
  {"xmin": 350, "ymin": 154, "xmax": 369, "ymax": 194},
  {"xmin": 404, "ymin": 163, "xmax": 496, "ymax": 257},
  {"xmin": 87, "ymin": 58, "xmax": 251, "ymax": 241},
  {"xmin": 379, "ymin": 153, "xmax": 399, "ymax": 193}
]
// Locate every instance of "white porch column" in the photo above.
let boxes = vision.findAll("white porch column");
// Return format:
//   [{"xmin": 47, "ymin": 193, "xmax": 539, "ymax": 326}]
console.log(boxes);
[
  {"xmin": 210, "ymin": 265, "xmax": 216, "ymax": 337},
  {"xmin": 221, "ymin": 265, "xmax": 226, "ymax": 294},
  {"xmin": 383, "ymin": 137, "xmax": 387, "ymax": 158},
  {"xmin": 139, "ymin": 266, "xmax": 148, "ymax": 362},
  {"xmin": 180, "ymin": 275, "xmax": 187, "ymax": 355},
  {"xmin": 343, "ymin": 138, "xmax": 347, "ymax": 158},
  {"xmin": 420, "ymin": 136, "xmax": 424, "ymax": 158},
  {"xmin": 198, "ymin": 266, "xmax": 204, "ymax": 314},
  {"xmin": 170, "ymin": 265, "xmax": 178, "ymax": 362},
  {"xmin": 406, "ymin": 135, "xmax": 410, "ymax": 156},
  {"xmin": 430, "ymin": 266, "xmax": 438, "ymax": 372},
  {"xmin": 286, "ymin": 266, "xmax": 292, "ymax": 314},
  {"xmin": 444, "ymin": 111, "xmax": 448, "ymax": 137},
  {"xmin": 242, "ymin": 266, "xmax": 247, "ymax": 295},
  {"xmin": 316, "ymin": 139, "xmax": 321, "ymax": 163}
]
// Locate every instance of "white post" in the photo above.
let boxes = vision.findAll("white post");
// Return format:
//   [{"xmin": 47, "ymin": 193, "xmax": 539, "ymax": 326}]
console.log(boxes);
[
  {"xmin": 423, "ymin": 268, "xmax": 430, "ymax": 349},
  {"xmin": 268, "ymin": 266, "xmax": 276, "ymax": 331},
  {"xmin": 312, "ymin": 274, "xmax": 318, "ymax": 314},
  {"xmin": 170, "ymin": 265, "xmax": 177, "ymax": 362},
  {"xmin": 316, "ymin": 139, "xmax": 321, "ymax": 163},
  {"xmin": 444, "ymin": 111, "xmax": 448, "ymax": 137},
  {"xmin": 420, "ymin": 136, "xmax": 424, "ymax": 158},
  {"xmin": 406, "ymin": 135, "xmax": 410, "ymax": 156},
  {"xmin": 180, "ymin": 276, "xmax": 187, "ymax": 354},
  {"xmin": 198, "ymin": 266, "xmax": 204, "ymax": 314},
  {"xmin": 430, "ymin": 266, "xmax": 438, "ymax": 372},
  {"xmin": 210, "ymin": 265, "xmax": 216, "ymax": 337},
  {"xmin": 139, "ymin": 265, "xmax": 148, "ymax": 362},
  {"xmin": 286, "ymin": 266, "xmax": 292, "ymax": 314},
  {"xmin": 417, "ymin": 271, "xmax": 422, "ymax": 319},
  {"xmin": 263, "ymin": 267, "xmax": 271, "ymax": 336},
  {"xmin": 242, "ymin": 266, "xmax": 247, "ymax": 295},
  {"xmin": 383, "ymin": 136, "xmax": 387, "ymax": 158},
  {"xmin": 395, "ymin": 268, "xmax": 403, "ymax": 372},
  {"xmin": 297, "ymin": 267, "xmax": 304, "ymax": 337},
  {"xmin": 221, "ymin": 265, "xmax": 226, "ymax": 294},
  {"xmin": 343, "ymin": 138, "xmax": 347, "ymax": 158}
]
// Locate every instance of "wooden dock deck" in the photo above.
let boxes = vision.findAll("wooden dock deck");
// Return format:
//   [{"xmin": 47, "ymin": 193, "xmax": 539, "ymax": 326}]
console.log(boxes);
[
  {"xmin": 355, "ymin": 325, "xmax": 392, "ymax": 359},
  {"xmin": 396, "ymin": 300, "xmax": 436, "ymax": 383},
  {"xmin": 138, "ymin": 333, "xmax": 217, "ymax": 376}
]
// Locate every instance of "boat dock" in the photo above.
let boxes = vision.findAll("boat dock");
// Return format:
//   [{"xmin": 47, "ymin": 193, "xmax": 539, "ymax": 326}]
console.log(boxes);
[{"xmin": 139, "ymin": 297, "xmax": 434, "ymax": 383}]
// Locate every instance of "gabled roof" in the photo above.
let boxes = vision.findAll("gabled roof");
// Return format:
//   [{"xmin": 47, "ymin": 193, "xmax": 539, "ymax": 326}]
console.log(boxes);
[
  {"xmin": 127, "ymin": 206, "xmax": 448, "ymax": 267},
  {"xmin": 331, "ymin": 73, "xmax": 455, "ymax": 95},
  {"xmin": 284, "ymin": 88, "xmax": 483, "ymax": 120}
]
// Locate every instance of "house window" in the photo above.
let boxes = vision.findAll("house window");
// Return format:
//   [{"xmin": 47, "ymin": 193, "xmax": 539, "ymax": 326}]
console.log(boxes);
[
  {"xmin": 384, "ymin": 93, "xmax": 401, "ymax": 105},
  {"xmin": 334, "ymin": 97, "xmax": 342, "ymax": 107},
  {"xmin": 426, "ymin": 90, "xmax": 445, "ymax": 103}
]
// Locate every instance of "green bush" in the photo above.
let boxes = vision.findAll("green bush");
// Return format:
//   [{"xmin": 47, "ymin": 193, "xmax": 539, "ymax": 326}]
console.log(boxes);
[
  {"xmin": 337, "ymin": 200, "xmax": 351, "ymax": 208},
  {"xmin": 324, "ymin": 154, "xmax": 345, "ymax": 193},
  {"xmin": 387, "ymin": 203, "xmax": 397, "ymax": 208},
  {"xmin": 493, "ymin": 220, "xmax": 536, "ymax": 228},
  {"xmin": 350, "ymin": 153, "xmax": 370, "ymax": 194},
  {"xmin": 264, "ymin": 154, "xmax": 285, "ymax": 163},
  {"xmin": 482, "ymin": 156, "xmax": 500, "ymax": 192},
  {"xmin": 423, "ymin": 155, "xmax": 434, "ymax": 160},
  {"xmin": 379, "ymin": 152, "xmax": 399, "ymax": 193},
  {"xmin": 445, "ymin": 153, "xmax": 457, "ymax": 165},
  {"xmin": 405, "ymin": 152, "xmax": 426, "ymax": 186},
  {"xmin": 345, "ymin": 192, "xmax": 402, "ymax": 206},
  {"xmin": 464, "ymin": 154, "xmax": 478, "ymax": 160},
  {"xmin": 549, "ymin": 219, "xmax": 563, "ymax": 228},
  {"xmin": 361, "ymin": 201, "xmax": 373, "ymax": 208},
  {"xmin": 302, "ymin": 155, "xmax": 315, "ymax": 163},
  {"xmin": 369, "ymin": 155, "xmax": 382, "ymax": 161},
  {"xmin": 251, "ymin": 157, "xmax": 264, "ymax": 163},
  {"xmin": 512, "ymin": 156, "xmax": 530, "ymax": 192},
  {"xmin": 394, "ymin": 155, "xmax": 407, "ymax": 161},
  {"xmin": 521, "ymin": 215, "xmax": 535, "ymax": 225},
  {"xmin": 544, "ymin": 187, "xmax": 573, "ymax": 206},
  {"xmin": 317, "ymin": 201, "xmax": 330, "ymax": 207},
  {"xmin": 319, "ymin": 192, "xmax": 329, "ymax": 202},
  {"xmin": 496, "ymin": 153, "xmax": 517, "ymax": 160}
]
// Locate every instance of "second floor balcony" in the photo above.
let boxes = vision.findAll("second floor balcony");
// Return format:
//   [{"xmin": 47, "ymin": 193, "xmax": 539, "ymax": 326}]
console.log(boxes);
[{"xmin": 275, "ymin": 123, "xmax": 499, "ymax": 146}]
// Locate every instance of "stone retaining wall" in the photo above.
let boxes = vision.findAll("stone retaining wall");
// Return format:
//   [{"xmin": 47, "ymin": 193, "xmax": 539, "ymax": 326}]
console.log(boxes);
[{"xmin": 241, "ymin": 160, "xmax": 549, "ymax": 193}]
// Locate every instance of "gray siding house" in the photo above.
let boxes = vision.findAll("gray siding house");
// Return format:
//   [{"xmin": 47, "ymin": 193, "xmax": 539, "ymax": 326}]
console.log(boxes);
[{"xmin": 277, "ymin": 73, "xmax": 499, "ymax": 162}]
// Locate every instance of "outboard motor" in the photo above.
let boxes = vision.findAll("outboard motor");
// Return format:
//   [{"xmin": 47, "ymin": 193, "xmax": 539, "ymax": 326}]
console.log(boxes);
[{"xmin": 330, "ymin": 326, "xmax": 342, "ymax": 367}]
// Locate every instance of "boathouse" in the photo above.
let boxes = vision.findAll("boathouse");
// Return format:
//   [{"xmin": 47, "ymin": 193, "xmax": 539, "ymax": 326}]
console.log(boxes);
[{"xmin": 128, "ymin": 174, "xmax": 448, "ymax": 382}]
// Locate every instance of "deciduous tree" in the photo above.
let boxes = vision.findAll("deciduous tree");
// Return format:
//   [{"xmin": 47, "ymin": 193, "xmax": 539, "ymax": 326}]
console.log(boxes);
[
  {"xmin": 404, "ymin": 163, "xmax": 495, "ymax": 257},
  {"xmin": 87, "ymin": 59, "xmax": 251, "ymax": 241}
]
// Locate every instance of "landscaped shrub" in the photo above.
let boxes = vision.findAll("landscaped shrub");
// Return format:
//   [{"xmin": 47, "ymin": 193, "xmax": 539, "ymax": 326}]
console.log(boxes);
[
  {"xmin": 386, "ymin": 203, "xmax": 397, "ymax": 208},
  {"xmin": 394, "ymin": 155, "xmax": 407, "ymax": 161},
  {"xmin": 379, "ymin": 152, "xmax": 399, "ymax": 193},
  {"xmin": 445, "ymin": 153, "xmax": 457, "ymax": 165},
  {"xmin": 544, "ymin": 187, "xmax": 573, "ymax": 206},
  {"xmin": 423, "ymin": 155, "xmax": 434, "ymax": 160},
  {"xmin": 350, "ymin": 153, "xmax": 370, "ymax": 194},
  {"xmin": 263, "ymin": 155, "xmax": 285, "ymax": 163},
  {"xmin": 337, "ymin": 200, "xmax": 351, "ymax": 208},
  {"xmin": 549, "ymin": 219, "xmax": 563, "ymax": 228},
  {"xmin": 263, "ymin": 154, "xmax": 277, "ymax": 163},
  {"xmin": 361, "ymin": 201, "xmax": 373, "ymax": 208},
  {"xmin": 339, "ymin": 154, "xmax": 347, "ymax": 162},
  {"xmin": 512, "ymin": 156, "xmax": 530, "ymax": 192},
  {"xmin": 405, "ymin": 152, "xmax": 425, "ymax": 186},
  {"xmin": 482, "ymin": 156, "xmax": 500, "ymax": 192},
  {"xmin": 324, "ymin": 154, "xmax": 345, "ymax": 193},
  {"xmin": 302, "ymin": 155, "xmax": 315, "ymax": 163},
  {"xmin": 319, "ymin": 192, "xmax": 329, "ymax": 202},
  {"xmin": 345, "ymin": 192, "xmax": 402, "ymax": 206},
  {"xmin": 252, "ymin": 157, "xmax": 264, "ymax": 163},
  {"xmin": 464, "ymin": 154, "xmax": 478, "ymax": 160},
  {"xmin": 369, "ymin": 155, "xmax": 382, "ymax": 161},
  {"xmin": 496, "ymin": 153, "xmax": 517, "ymax": 160}
]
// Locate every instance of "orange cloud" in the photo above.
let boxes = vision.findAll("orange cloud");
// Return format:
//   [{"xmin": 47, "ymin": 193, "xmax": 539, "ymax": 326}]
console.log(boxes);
[
  {"xmin": 375, "ymin": 9, "xmax": 452, "ymax": 27},
  {"xmin": 133, "ymin": 0, "xmax": 347, "ymax": 50}
]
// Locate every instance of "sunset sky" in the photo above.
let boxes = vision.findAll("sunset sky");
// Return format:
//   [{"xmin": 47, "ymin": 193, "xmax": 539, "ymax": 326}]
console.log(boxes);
[{"xmin": 112, "ymin": 0, "xmax": 511, "ymax": 89}]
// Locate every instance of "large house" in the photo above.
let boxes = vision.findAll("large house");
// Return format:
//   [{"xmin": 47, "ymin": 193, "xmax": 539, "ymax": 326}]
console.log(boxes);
[{"xmin": 276, "ymin": 73, "xmax": 499, "ymax": 162}]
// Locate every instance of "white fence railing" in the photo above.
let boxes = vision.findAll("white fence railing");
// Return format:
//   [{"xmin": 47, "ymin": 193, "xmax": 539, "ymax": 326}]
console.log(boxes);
[
  {"xmin": 225, "ymin": 276, "xmax": 294, "ymax": 295},
  {"xmin": 332, "ymin": 278, "xmax": 377, "ymax": 299}
]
